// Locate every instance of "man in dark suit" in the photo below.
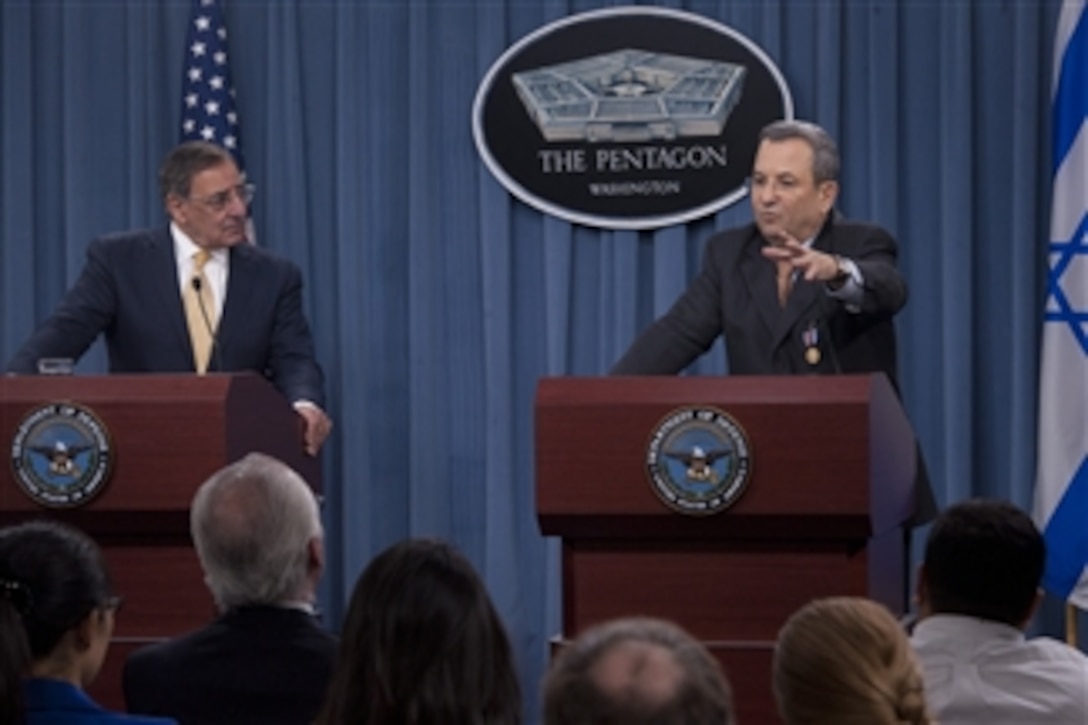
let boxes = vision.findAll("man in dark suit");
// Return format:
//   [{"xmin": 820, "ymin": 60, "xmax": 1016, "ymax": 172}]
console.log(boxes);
[
  {"xmin": 5, "ymin": 141, "xmax": 331, "ymax": 455},
  {"xmin": 122, "ymin": 453, "xmax": 337, "ymax": 725},
  {"xmin": 612, "ymin": 119, "xmax": 904, "ymax": 385},
  {"xmin": 612, "ymin": 119, "xmax": 934, "ymax": 525}
]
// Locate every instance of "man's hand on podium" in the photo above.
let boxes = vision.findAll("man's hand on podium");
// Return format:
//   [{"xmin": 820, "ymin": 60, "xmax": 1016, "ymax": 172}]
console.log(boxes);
[{"xmin": 294, "ymin": 402, "xmax": 333, "ymax": 457}]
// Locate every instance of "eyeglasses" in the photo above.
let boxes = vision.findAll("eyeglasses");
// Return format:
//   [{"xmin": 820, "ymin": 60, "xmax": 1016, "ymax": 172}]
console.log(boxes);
[
  {"xmin": 187, "ymin": 183, "xmax": 256, "ymax": 212},
  {"xmin": 101, "ymin": 595, "xmax": 123, "ymax": 614}
]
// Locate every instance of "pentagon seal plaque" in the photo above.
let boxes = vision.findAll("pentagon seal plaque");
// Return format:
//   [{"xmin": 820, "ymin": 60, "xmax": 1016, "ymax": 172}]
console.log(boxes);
[
  {"xmin": 646, "ymin": 405, "xmax": 751, "ymax": 515},
  {"xmin": 10, "ymin": 402, "xmax": 113, "ymax": 508}
]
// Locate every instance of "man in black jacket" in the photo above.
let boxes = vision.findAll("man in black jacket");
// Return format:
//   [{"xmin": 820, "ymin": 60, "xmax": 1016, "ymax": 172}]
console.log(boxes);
[
  {"xmin": 123, "ymin": 453, "xmax": 336, "ymax": 725},
  {"xmin": 613, "ymin": 119, "xmax": 935, "ymax": 526},
  {"xmin": 6, "ymin": 142, "xmax": 331, "ymax": 456},
  {"xmin": 612, "ymin": 119, "xmax": 905, "ymax": 384}
]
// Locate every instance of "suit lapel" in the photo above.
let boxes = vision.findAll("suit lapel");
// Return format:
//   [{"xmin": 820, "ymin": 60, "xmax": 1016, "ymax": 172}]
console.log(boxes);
[
  {"xmin": 148, "ymin": 228, "xmax": 194, "ymax": 363},
  {"xmin": 740, "ymin": 236, "xmax": 782, "ymax": 337},
  {"xmin": 772, "ymin": 275, "xmax": 822, "ymax": 347},
  {"xmin": 215, "ymin": 245, "xmax": 257, "ymax": 370}
]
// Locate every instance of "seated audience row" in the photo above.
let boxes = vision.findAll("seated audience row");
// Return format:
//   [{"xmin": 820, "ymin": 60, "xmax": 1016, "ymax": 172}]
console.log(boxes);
[
  {"xmin": 545, "ymin": 596, "xmax": 928, "ymax": 725},
  {"xmin": 541, "ymin": 504, "xmax": 1060, "ymax": 725},
  {"xmin": 121, "ymin": 453, "xmax": 522, "ymax": 725},
  {"xmin": 7, "ymin": 453, "xmax": 1085, "ymax": 725},
  {"xmin": 771, "ymin": 499, "xmax": 1088, "ymax": 725},
  {"xmin": 0, "ymin": 454, "xmax": 522, "ymax": 725}
]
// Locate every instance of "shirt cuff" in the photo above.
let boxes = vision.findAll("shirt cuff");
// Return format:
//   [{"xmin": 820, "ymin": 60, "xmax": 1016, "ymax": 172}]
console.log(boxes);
[{"xmin": 826, "ymin": 257, "xmax": 864, "ymax": 312}]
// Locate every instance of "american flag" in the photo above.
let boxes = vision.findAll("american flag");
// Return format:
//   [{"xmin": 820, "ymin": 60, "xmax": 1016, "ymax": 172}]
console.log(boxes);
[{"xmin": 179, "ymin": 0, "xmax": 248, "ymax": 176}]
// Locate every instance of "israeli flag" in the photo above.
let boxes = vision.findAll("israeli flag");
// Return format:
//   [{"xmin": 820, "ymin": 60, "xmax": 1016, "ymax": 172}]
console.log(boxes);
[{"xmin": 1034, "ymin": 0, "xmax": 1088, "ymax": 607}]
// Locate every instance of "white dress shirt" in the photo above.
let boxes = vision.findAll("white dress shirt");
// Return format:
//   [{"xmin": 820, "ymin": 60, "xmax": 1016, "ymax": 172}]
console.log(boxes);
[
  {"xmin": 912, "ymin": 614, "xmax": 1088, "ymax": 724},
  {"xmin": 172, "ymin": 222, "xmax": 227, "ymax": 320}
]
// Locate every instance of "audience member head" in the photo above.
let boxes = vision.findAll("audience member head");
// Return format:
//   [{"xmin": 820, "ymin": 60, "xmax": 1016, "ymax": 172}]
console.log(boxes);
[
  {"xmin": 0, "ymin": 520, "xmax": 121, "ymax": 723},
  {"xmin": 918, "ymin": 498, "xmax": 1045, "ymax": 628},
  {"xmin": 773, "ymin": 596, "xmax": 931, "ymax": 725},
  {"xmin": 190, "ymin": 452, "xmax": 324, "ymax": 610},
  {"xmin": 316, "ymin": 538, "xmax": 521, "ymax": 725},
  {"xmin": 543, "ymin": 616, "xmax": 734, "ymax": 725}
]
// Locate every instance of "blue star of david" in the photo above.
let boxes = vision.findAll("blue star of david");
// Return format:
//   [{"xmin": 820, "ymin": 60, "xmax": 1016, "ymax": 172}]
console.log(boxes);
[{"xmin": 1046, "ymin": 212, "xmax": 1088, "ymax": 356}]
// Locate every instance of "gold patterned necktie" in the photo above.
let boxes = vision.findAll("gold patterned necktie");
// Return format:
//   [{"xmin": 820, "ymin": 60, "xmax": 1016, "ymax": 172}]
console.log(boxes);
[{"xmin": 183, "ymin": 249, "xmax": 217, "ymax": 374}]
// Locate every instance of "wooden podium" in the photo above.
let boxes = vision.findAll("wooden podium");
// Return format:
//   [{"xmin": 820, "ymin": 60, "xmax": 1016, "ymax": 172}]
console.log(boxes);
[
  {"xmin": 0, "ymin": 373, "xmax": 319, "ymax": 711},
  {"xmin": 535, "ymin": 374, "xmax": 917, "ymax": 724}
]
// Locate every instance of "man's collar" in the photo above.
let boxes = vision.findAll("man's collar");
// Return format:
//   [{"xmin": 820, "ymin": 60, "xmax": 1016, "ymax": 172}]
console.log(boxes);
[
  {"xmin": 171, "ymin": 222, "xmax": 227, "ymax": 263},
  {"xmin": 226, "ymin": 601, "xmax": 318, "ymax": 616}
]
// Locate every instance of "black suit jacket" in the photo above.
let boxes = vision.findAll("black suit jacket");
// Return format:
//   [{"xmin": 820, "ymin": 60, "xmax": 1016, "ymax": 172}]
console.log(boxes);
[
  {"xmin": 611, "ymin": 213, "xmax": 937, "ymax": 525},
  {"xmin": 611, "ymin": 213, "xmax": 906, "ymax": 385},
  {"xmin": 6, "ymin": 227, "xmax": 325, "ymax": 407},
  {"xmin": 122, "ymin": 606, "xmax": 337, "ymax": 725}
]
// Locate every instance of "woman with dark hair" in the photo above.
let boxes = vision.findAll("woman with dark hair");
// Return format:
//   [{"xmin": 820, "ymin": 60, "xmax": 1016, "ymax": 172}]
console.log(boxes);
[
  {"xmin": 315, "ymin": 538, "xmax": 522, "ymax": 725},
  {"xmin": 0, "ymin": 520, "xmax": 174, "ymax": 725}
]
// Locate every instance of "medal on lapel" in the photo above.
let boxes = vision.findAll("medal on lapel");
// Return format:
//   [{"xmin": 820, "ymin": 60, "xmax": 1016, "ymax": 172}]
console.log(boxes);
[{"xmin": 803, "ymin": 323, "xmax": 821, "ymax": 366}]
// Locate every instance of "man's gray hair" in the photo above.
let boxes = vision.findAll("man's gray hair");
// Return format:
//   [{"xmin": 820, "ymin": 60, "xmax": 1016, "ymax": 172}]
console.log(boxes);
[
  {"xmin": 759, "ymin": 119, "xmax": 840, "ymax": 184},
  {"xmin": 190, "ymin": 452, "xmax": 322, "ymax": 609}
]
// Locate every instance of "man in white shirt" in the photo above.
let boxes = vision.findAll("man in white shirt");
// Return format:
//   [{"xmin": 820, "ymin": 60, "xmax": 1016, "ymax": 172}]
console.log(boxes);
[{"xmin": 911, "ymin": 499, "xmax": 1088, "ymax": 724}]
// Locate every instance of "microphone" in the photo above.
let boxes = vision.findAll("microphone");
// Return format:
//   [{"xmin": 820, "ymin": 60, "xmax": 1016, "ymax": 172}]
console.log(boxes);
[{"xmin": 191, "ymin": 276, "xmax": 224, "ymax": 372}]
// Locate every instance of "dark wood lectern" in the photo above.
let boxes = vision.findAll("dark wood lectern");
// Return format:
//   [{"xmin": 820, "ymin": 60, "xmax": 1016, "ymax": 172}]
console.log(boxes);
[
  {"xmin": 0, "ymin": 373, "xmax": 319, "ymax": 711},
  {"xmin": 535, "ymin": 374, "xmax": 917, "ymax": 724}
]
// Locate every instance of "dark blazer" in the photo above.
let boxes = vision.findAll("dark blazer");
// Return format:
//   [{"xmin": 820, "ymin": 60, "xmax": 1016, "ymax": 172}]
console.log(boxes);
[
  {"xmin": 122, "ymin": 606, "xmax": 337, "ymax": 725},
  {"xmin": 611, "ymin": 212, "xmax": 906, "ymax": 386},
  {"xmin": 611, "ymin": 212, "xmax": 937, "ymax": 525},
  {"xmin": 23, "ymin": 678, "xmax": 175, "ymax": 725},
  {"xmin": 6, "ymin": 227, "xmax": 325, "ymax": 407}
]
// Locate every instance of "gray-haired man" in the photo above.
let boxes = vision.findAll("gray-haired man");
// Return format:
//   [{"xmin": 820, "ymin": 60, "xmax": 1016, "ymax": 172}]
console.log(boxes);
[{"xmin": 123, "ymin": 453, "xmax": 335, "ymax": 725}]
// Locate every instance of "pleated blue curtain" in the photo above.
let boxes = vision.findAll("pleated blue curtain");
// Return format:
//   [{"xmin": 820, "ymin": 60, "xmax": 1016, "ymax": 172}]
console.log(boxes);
[{"xmin": 0, "ymin": 1, "xmax": 1066, "ymax": 721}]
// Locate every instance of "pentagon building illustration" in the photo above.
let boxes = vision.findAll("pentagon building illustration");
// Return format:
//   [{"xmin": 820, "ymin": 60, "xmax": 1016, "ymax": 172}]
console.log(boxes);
[{"xmin": 511, "ymin": 49, "xmax": 747, "ymax": 143}]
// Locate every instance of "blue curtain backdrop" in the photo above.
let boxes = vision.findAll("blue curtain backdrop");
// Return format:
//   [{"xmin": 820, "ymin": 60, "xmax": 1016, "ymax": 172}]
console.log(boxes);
[{"xmin": 0, "ymin": 0, "xmax": 1066, "ymax": 719}]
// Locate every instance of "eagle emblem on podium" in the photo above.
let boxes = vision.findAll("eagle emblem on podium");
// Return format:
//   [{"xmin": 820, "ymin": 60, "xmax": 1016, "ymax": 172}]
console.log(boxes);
[
  {"xmin": 10, "ymin": 402, "xmax": 113, "ymax": 508},
  {"xmin": 646, "ymin": 406, "xmax": 751, "ymax": 516},
  {"xmin": 665, "ymin": 444, "xmax": 733, "ymax": 484}
]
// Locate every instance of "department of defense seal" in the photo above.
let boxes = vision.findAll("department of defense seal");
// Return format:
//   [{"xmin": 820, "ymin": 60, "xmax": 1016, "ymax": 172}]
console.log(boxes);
[
  {"xmin": 646, "ymin": 406, "xmax": 751, "ymax": 515},
  {"xmin": 10, "ymin": 402, "xmax": 113, "ymax": 508}
]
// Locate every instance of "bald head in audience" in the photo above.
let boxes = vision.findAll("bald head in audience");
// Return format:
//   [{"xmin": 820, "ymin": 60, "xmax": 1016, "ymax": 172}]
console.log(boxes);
[{"xmin": 543, "ymin": 617, "xmax": 734, "ymax": 725}]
